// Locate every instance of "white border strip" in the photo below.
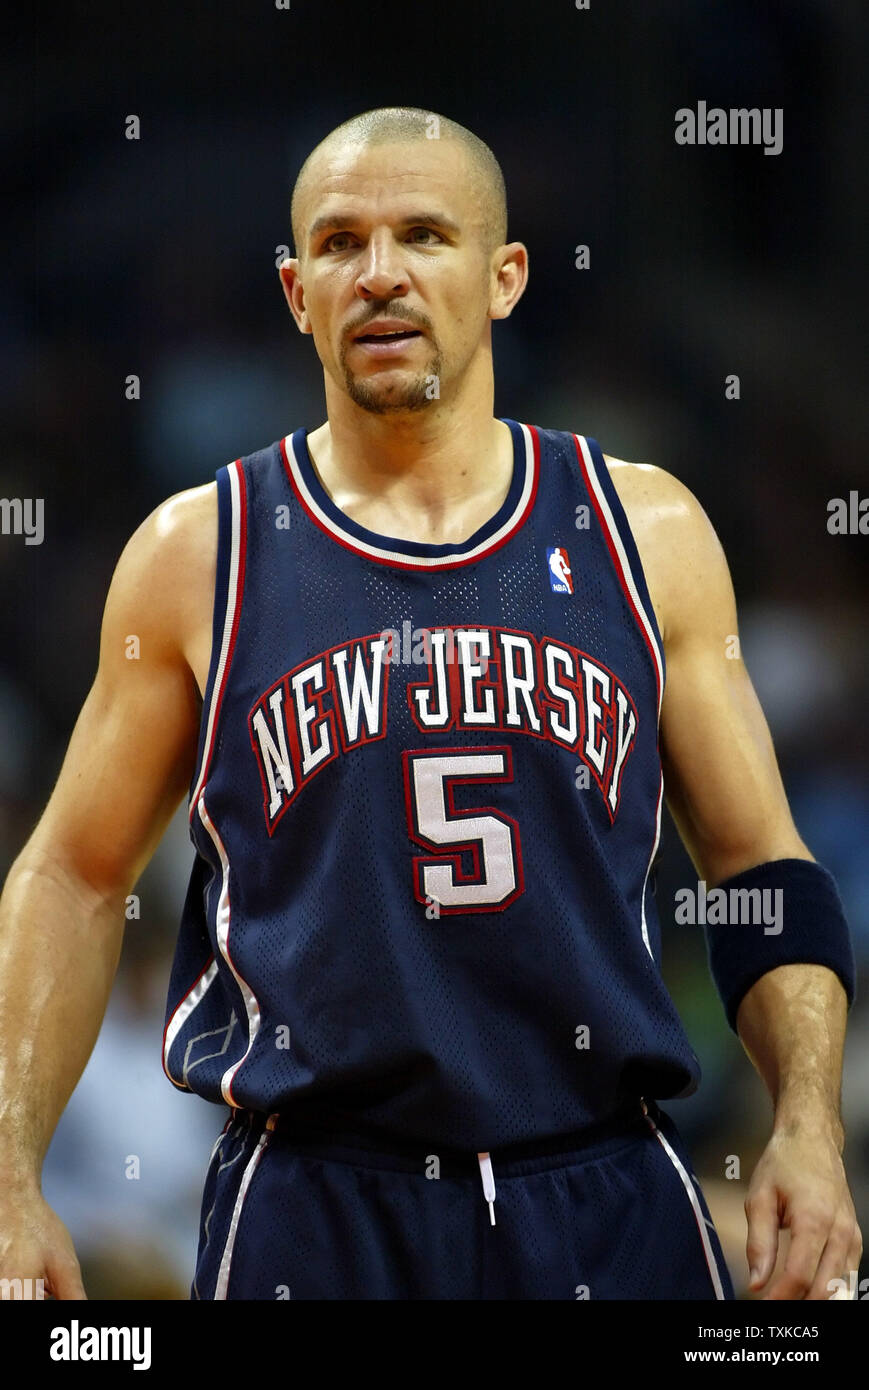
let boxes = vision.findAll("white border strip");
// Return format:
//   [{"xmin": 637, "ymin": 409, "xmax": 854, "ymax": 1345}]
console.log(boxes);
[
  {"xmin": 573, "ymin": 436, "xmax": 664, "ymax": 718},
  {"xmin": 213, "ymin": 1128, "xmax": 270, "ymax": 1300},
  {"xmin": 645, "ymin": 1109, "xmax": 726, "ymax": 1300},
  {"xmin": 285, "ymin": 424, "xmax": 535, "ymax": 566},
  {"xmin": 640, "ymin": 780, "xmax": 663, "ymax": 959},
  {"xmin": 162, "ymin": 958, "xmax": 219, "ymax": 1084},
  {"xmin": 575, "ymin": 435, "xmax": 665, "ymax": 959},
  {"xmin": 190, "ymin": 461, "xmax": 243, "ymax": 812},
  {"xmin": 198, "ymin": 797, "xmax": 262, "ymax": 1105}
]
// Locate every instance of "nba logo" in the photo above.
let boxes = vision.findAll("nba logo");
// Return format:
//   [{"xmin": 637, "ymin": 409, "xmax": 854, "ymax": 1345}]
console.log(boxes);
[{"xmin": 547, "ymin": 546, "xmax": 574, "ymax": 594}]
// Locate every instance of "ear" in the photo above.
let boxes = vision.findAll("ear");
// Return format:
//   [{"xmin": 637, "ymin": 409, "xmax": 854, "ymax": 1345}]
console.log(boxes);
[
  {"xmin": 278, "ymin": 258, "xmax": 313, "ymax": 335},
  {"xmin": 488, "ymin": 241, "xmax": 529, "ymax": 321}
]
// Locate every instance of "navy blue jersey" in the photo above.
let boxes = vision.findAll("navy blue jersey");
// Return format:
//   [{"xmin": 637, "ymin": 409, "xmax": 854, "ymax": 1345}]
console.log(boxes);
[{"xmin": 163, "ymin": 419, "xmax": 701, "ymax": 1149}]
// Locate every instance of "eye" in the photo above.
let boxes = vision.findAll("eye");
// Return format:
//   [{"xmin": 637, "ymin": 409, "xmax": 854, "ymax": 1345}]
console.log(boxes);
[
  {"xmin": 322, "ymin": 231, "xmax": 356, "ymax": 252},
  {"xmin": 407, "ymin": 226, "xmax": 443, "ymax": 244}
]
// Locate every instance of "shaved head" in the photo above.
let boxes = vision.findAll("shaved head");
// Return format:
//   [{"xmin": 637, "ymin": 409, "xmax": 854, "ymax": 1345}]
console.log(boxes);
[
  {"xmin": 280, "ymin": 105, "xmax": 527, "ymax": 420},
  {"xmin": 291, "ymin": 106, "xmax": 508, "ymax": 256}
]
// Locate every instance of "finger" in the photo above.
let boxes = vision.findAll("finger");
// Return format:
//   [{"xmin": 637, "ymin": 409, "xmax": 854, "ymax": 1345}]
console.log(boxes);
[
  {"xmin": 745, "ymin": 1186, "xmax": 780, "ymax": 1291},
  {"xmin": 763, "ymin": 1215, "xmax": 829, "ymax": 1300},
  {"xmin": 847, "ymin": 1237, "xmax": 864, "ymax": 1296},
  {"xmin": 807, "ymin": 1215, "xmax": 858, "ymax": 1300},
  {"xmin": 828, "ymin": 1233, "xmax": 865, "ymax": 1301},
  {"xmin": 847, "ymin": 1230, "xmax": 864, "ymax": 1277},
  {"xmin": 45, "ymin": 1250, "xmax": 87, "ymax": 1300}
]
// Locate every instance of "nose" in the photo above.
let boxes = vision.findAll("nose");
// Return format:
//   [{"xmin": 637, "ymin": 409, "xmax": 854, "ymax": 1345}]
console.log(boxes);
[{"xmin": 354, "ymin": 228, "xmax": 410, "ymax": 301}]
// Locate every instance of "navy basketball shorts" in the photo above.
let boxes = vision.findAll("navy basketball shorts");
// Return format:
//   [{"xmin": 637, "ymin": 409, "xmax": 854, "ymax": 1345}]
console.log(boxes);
[{"xmin": 191, "ymin": 1099, "xmax": 735, "ymax": 1300}]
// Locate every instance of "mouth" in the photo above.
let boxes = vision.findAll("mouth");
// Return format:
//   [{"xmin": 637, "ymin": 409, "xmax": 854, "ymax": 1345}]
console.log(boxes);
[
  {"xmin": 353, "ymin": 328, "xmax": 424, "ymax": 345},
  {"xmin": 351, "ymin": 326, "xmax": 426, "ymax": 358}
]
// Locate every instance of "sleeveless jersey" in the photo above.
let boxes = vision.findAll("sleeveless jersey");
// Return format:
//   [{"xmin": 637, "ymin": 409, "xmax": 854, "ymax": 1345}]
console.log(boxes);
[{"xmin": 162, "ymin": 419, "xmax": 701, "ymax": 1149}]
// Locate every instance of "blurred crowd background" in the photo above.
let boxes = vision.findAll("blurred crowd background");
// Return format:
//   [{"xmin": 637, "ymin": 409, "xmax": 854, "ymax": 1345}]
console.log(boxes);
[{"xmin": 3, "ymin": 1, "xmax": 867, "ymax": 1298}]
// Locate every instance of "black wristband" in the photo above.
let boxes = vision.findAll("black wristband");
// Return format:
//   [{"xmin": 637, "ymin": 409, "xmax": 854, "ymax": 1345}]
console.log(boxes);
[{"xmin": 701, "ymin": 858, "xmax": 857, "ymax": 1032}]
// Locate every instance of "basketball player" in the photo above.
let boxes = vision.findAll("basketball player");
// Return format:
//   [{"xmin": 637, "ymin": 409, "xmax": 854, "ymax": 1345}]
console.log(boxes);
[{"xmin": 0, "ymin": 108, "xmax": 860, "ymax": 1301}]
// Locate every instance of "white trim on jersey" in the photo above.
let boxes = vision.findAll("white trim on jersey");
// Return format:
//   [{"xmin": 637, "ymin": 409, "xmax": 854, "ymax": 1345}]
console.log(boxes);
[
  {"xmin": 642, "ymin": 780, "xmax": 664, "ymax": 958},
  {"xmin": 162, "ymin": 958, "xmax": 219, "ymax": 1084},
  {"xmin": 644, "ymin": 1108, "xmax": 727, "ymax": 1300},
  {"xmin": 198, "ymin": 796, "xmax": 262, "ymax": 1106},
  {"xmin": 574, "ymin": 435, "xmax": 665, "ymax": 960},
  {"xmin": 284, "ymin": 423, "xmax": 536, "ymax": 566},
  {"xmin": 190, "ymin": 459, "xmax": 244, "ymax": 814},
  {"xmin": 213, "ymin": 1127, "xmax": 271, "ymax": 1300},
  {"xmin": 573, "ymin": 436, "xmax": 665, "ymax": 718}
]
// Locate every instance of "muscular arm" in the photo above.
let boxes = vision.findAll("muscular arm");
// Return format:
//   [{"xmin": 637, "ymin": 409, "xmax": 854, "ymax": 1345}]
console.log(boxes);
[
  {"xmin": 607, "ymin": 457, "xmax": 810, "ymax": 880},
  {"xmin": 0, "ymin": 484, "xmax": 215, "ymax": 1298},
  {"xmin": 609, "ymin": 457, "xmax": 861, "ymax": 1300}
]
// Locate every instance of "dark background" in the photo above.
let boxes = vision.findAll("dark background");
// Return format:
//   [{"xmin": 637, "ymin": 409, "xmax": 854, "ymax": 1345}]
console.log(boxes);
[{"xmin": 3, "ymin": 0, "xmax": 867, "ymax": 1298}]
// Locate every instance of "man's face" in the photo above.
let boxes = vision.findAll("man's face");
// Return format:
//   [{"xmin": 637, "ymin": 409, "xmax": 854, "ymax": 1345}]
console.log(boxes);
[{"xmin": 289, "ymin": 139, "xmax": 498, "ymax": 414}]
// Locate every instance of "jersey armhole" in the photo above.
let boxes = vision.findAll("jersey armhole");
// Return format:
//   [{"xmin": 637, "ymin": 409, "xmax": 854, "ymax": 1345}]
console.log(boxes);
[
  {"xmin": 188, "ymin": 459, "xmax": 248, "ymax": 817},
  {"xmin": 573, "ymin": 434, "xmax": 666, "ymax": 719}
]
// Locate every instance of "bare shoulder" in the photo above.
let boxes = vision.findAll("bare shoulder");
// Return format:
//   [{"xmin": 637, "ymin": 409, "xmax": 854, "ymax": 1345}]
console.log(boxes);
[
  {"xmin": 139, "ymin": 480, "xmax": 217, "ymax": 544},
  {"xmin": 103, "ymin": 483, "xmax": 217, "ymax": 682},
  {"xmin": 602, "ymin": 455, "xmax": 732, "ymax": 643},
  {"xmin": 603, "ymin": 454, "xmax": 705, "ymax": 530},
  {"xmin": 112, "ymin": 483, "xmax": 216, "ymax": 602}
]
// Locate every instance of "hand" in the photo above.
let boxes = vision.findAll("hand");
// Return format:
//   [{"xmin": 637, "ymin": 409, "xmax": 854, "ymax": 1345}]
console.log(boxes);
[
  {"xmin": 0, "ymin": 1189, "xmax": 86, "ymax": 1300},
  {"xmin": 744, "ymin": 1126, "xmax": 863, "ymax": 1299}
]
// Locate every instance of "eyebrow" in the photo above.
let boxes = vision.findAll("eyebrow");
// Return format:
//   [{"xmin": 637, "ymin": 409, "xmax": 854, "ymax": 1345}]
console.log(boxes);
[{"xmin": 307, "ymin": 211, "xmax": 461, "ymax": 243}]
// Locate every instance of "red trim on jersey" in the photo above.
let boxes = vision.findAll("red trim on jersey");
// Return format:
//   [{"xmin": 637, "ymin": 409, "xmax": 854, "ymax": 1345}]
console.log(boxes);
[
  {"xmin": 278, "ymin": 425, "xmax": 541, "ymax": 571},
  {"xmin": 571, "ymin": 436, "xmax": 663, "ymax": 714},
  {"xmin": 190, "ymin": 459, "xmax": 248, "ymax": 822}
]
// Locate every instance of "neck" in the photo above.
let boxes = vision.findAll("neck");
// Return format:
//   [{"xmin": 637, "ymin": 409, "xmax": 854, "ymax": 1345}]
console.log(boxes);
[{"xmin": 306, "ymin": 372, "xmax": 514, "ymax": 542}]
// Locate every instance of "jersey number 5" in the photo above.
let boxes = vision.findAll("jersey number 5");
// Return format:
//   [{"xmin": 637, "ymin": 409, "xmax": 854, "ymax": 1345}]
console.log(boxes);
[{"xmin": 401, "ymin": 747, "xmax": 524, "ymax": 914}]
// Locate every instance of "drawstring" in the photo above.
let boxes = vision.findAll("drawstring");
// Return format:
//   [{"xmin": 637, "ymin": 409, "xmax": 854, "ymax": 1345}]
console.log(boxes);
[{"xmin": 477, "ymin": 1151, "xmax": 496, "ymax": 1225}]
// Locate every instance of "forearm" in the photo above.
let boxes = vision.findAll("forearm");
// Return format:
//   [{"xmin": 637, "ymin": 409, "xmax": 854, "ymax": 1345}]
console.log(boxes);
[
  {"xmin": 0, "ymin": 848, "xmax": 125, "ymax": 1192},
  {"xmin": 735, "ymin": 962, "xmax": 847, "ymax": 1150}
]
